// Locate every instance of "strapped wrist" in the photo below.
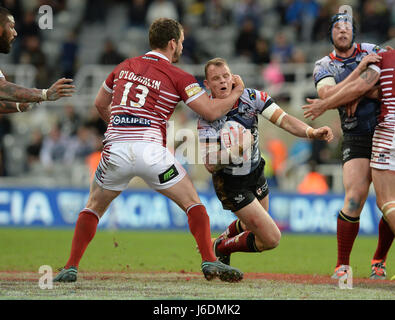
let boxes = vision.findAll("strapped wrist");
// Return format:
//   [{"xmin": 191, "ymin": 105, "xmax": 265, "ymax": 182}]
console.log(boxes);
[
  {"xmin": 41, "ymin": 89, "xmax": 48, "ymax": 101},
  {"xmin": 306, "ymin": 127, "xmax": 314, "ymax": 139}
]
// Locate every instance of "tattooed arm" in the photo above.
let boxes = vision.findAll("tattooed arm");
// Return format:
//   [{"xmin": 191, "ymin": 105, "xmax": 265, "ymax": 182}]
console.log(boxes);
[
  {"xmin": 0, "ymin": 77, "xmax": 74, "ymax": 103},
  {"xmin": 303, "ymin": 68, "xmax": 380, "ymax": 120},
  {"xmin": 0, "ymin": 101, "xmax": 36, "ymax": 113},
  {"xmin": 0, "ymin": 79, "xmax": 44, "ymax": 102}
]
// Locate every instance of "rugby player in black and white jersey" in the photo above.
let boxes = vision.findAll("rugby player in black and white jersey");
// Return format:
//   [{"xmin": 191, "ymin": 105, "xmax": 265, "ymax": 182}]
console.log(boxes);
[
  {"xmin": 0, "ymin": 7, "xmax": 74, "ymax": 113},
  {"xmin": 197, "ymin": 58, "xmax": 333, "ymax": 266},
  {"xmin": 303, "ymin": 11, "xmax": 394, "ymax": 280}
]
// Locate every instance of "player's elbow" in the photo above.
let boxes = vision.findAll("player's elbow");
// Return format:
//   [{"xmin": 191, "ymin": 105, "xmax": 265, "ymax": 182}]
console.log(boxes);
[{"xmin": 201, "ymin": 111, "xmax": 219, "ymax": 122}]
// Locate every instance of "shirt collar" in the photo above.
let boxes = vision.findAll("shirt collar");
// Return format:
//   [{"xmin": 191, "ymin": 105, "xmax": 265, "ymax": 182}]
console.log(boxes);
[{"xmin": 145, "ymin": 51, "xmax": 170, "ymax": 62}]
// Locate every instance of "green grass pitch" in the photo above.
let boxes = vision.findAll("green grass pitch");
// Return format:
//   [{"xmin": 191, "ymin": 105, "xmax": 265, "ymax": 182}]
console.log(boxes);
[{"xmin": 0, "ymin": 228, "xmax": 394, "ymax": 300}]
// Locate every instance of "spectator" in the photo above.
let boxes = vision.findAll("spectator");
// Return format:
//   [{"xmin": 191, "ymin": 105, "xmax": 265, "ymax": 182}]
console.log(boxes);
[
  {"xmin": 19, "ymin": 35, "xmax": 49, "ymax": 88},
  {"xmin": 180, "ymin": 24, "xmax": 202, "ymax": 64},
  {"xmin": 360, "ymin": 0, "xmax": 391, "ymax": 42},
  {"xmin": 39, "ymin": 123, "xmax": 69, "ymax": 169},
  {"xmin": 61, "ymin": 104, "xmax": 83, "ymax": 137},
  {"xmin": 83, "ymin": 0, "xmax": 107, "ymax": 25},
  {"xmin": 99, "ymin": 39, "xmax": 125, "ymax": 65},
  {"xmin": 252, "ymin": 37, "xmax": 270, "ymax": 65},
  {"xmin": 202, "ymin": 0, "xmax": 232, "ymax": 29},
  {"xmin": 270, "ymin": 32, "xmax": 294, "ymax": 63},
  {"xmin": 312, "ymin": 4, "xmax": 332, "ymax": 42},
  {"xmin": 59, "ymin": 31, "xmax": 79, "ymax": 79},
  {"xmin": 261, "ymin": 55, "xmax": 285, "ymax": 96},
  {"xmin": 0, "ymin": 114, "xmax": 12, "ymax": 176},
  {"xmin": 234, "ymin": 18, "xmax": 259, "ymax": 60},
  {"xmin": 297, "ymin": 160, "xmax": 329, "ymax": 194},
  {"xmin": 266, "ymin": 137, "xmax": 287, "ymax": 184},
  {"xmin": 85, "ymin": 106, "xmax": 107, "ymax": 136},
  {"xmin": 25, "ymin": 128, "xmax": 43, "ymax": 172},
  {"xmin": 285, "ymin": 0, "xmax": 320, "ymax": 42},
  {"xmin": 233, "ymin": 0, "xmax": 263, "ymax": 30},
  {"xmin": 146, "ymin": 0, "xmax": 179, "ymax": 26},
  {"xmin": 128, "ymin": 0, "xmax": 149, "ymax": 28},
  {"xmin": 16, "ymin": 10, "xmax": 41, "ymax": 38},
  {"xmin": 65, "ymin": 125, "xmax": 96, "ymax": 164},
  {"xmin": 291, "ymin": 48, "xmax": 306, "ymax": 63}
]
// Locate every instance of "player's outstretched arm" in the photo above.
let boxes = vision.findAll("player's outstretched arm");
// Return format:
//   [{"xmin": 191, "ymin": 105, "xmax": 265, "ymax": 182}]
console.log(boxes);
[
  {"xmin": 260, "ymin": 102, "xmax": 332, "ymax": 142},
  {"xmin": 0, "ymin": 78, "xmax": 74, "ymax": 103},
  {"xmin": 0, "ymin": 101, "xmax": 35, "ymax": 113},
  {"xmin": 188, "ymin": 75, "xmax": 244, "ymax": 121},
  {"xmin": 276, "ymin": 112, "xmax": 333, "ymax": 142}
]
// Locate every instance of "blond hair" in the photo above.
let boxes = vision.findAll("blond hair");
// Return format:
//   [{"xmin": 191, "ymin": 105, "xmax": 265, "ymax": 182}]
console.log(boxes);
[{"xmin": 204, "ymin": 58, "xmax": 229, "ymax": 79}]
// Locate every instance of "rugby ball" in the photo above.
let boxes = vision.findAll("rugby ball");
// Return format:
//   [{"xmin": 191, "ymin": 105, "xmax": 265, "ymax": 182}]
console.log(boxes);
[{"xmin": 219, "ymin": 121, "xmax": 251, "ymax": 164}]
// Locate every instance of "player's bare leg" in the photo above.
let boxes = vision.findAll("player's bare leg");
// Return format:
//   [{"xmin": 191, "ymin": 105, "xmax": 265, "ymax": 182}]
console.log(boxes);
[
  {"xmin": 157, "ymin": 174, "xmax": 243, "ymax": 282},
  {"xmin": 342, "ymin": 159, "xmax": 371, "ymax": 218},
  {"xmin": 372, "ymin": 169, "xmax": 395, "ymax": 233},
  {"xmin": 369, "ymin": 168, "xmax": 395, "ymax": 279},
  {"xmin": 85, "ymin": 180, "xmax": 122, "ymax": 217},
  {"xmin": 213, "ymin": 196, "xmax": 280, "ymax": 266},
  {"xmin": 235, "ymin": 198, "xmax": 281, "ymax": 251},
  {"xmin": 332, "ymin": 158, "xmax": 371, "ymax": 278},
  {"xmin": 54, "ymin": 181, "xmax": 121, "ymax": 282}
]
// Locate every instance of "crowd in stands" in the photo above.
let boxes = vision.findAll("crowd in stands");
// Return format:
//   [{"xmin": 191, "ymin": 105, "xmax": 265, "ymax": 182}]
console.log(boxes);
[{"xmin": 0, "ymin": 0, "xmax": 393, "ymax": 193}]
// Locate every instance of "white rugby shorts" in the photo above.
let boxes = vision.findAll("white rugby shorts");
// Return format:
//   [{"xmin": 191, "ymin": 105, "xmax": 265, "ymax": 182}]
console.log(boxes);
[
  {"xmin": 95, "ymin": 141, "xmax": 187, "ymax": 191},
  {"xmin": 370, "ymin": 125, "xmax": 395, "ymax": 171}
]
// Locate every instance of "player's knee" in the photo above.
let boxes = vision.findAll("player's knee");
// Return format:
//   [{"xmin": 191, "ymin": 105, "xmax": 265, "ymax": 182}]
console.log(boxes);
[
  {"xmin": 267, "ymin": 230, "xmax": 281, "ymax": 250},
  {"xmin": 344, "ymin": 195, "xmax": 365, "ymax": 215},
  {"xmin": 255, "ymin": 230, "xmax": 281, "ymax": 252}
]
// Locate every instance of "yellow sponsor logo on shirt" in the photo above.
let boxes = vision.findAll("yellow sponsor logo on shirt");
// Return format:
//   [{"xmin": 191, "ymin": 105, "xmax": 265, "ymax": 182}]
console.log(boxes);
[{"xmin": 185, "ymin": 83, "xmax": 202, "ymax": 97}]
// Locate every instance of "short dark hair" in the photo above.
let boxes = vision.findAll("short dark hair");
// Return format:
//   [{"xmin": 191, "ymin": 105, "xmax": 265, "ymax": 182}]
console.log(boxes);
[
  {"xmin": 0, "ymin": 7, "xmax": 12, "ymax": 27},
  {"xmin": 148, "ymin": 18, "xmax": 183, "ymax": 50}
]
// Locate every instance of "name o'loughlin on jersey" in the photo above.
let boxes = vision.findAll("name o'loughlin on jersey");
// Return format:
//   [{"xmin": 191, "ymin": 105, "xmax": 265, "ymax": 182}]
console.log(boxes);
[{"xmin": 118, "ymin": 70, "xmax": 161, "ymax": 90}]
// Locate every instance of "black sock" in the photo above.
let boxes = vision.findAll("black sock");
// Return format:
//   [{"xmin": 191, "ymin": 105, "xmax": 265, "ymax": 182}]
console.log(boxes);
[{"xmin": 338, "ymin": 210, "xmax": 360, "ymax": 223}]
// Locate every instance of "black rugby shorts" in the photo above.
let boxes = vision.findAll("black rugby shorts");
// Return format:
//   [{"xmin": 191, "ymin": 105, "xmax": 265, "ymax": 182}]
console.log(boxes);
[
  {"xmin": 212, "ymin": 158, "xmax": 269, "ymax": 212},
  {"xmin": 341, "ymin": 134, "xmax": 373, "ymax": 164}
]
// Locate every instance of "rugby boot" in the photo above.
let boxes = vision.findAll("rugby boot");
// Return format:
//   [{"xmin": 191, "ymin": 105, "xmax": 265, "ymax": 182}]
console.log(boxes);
[
  {"xmin": 201, "ymin": 260, "xmax": 243, "ymax": 282},
  {"xmin": 370, "ymin": 259, "xmax": 386, "ymax": 280},
  {"xmin": 53, "ymin": 266, "xmax": 78, "ymax": 282},
  {"xmin": 331, "ymin": 264, "xmax": 350, "ymax": 279}
]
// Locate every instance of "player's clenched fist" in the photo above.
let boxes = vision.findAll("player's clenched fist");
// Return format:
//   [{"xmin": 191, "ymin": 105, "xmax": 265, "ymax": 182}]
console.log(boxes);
[
  {"xmin": 46, "ymin": 78, "xmax": 75, "ymax": 101},
  {"xmin": 311, "ymin": 126, "xmax": 334, "ymax": 142},
  {"xmin": 232, "ymin": 74, "xmax": 245, "ymax": 94}
]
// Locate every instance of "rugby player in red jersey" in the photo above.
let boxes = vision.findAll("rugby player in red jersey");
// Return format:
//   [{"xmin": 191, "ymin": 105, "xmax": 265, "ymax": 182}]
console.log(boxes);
[
  {"xmin": 54, "ymin": 18, "xmax": 245, "ymax": 283},
  {"xmin": 303, "ymin": 49, "xmax": 395, "ymax": 280},
  {"xmin": 0, "ymin": 7, "xmax": 74, "ymax": 112}
]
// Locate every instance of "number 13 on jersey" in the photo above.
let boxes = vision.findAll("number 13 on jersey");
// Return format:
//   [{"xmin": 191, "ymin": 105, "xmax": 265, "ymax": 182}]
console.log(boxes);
[{"xmin": 120, "ymin": 82, "xmax": 149, "ymax": 108}]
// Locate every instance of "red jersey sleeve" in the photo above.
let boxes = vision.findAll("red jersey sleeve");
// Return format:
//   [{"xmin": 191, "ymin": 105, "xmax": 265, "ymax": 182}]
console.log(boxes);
[
  {"xmin": 103, "ymin": 69, "xmax": 116, "ymax": 93},
  {"xmin": 175, "ymin": 71, "xmax": 205, "ymax": 105}
]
